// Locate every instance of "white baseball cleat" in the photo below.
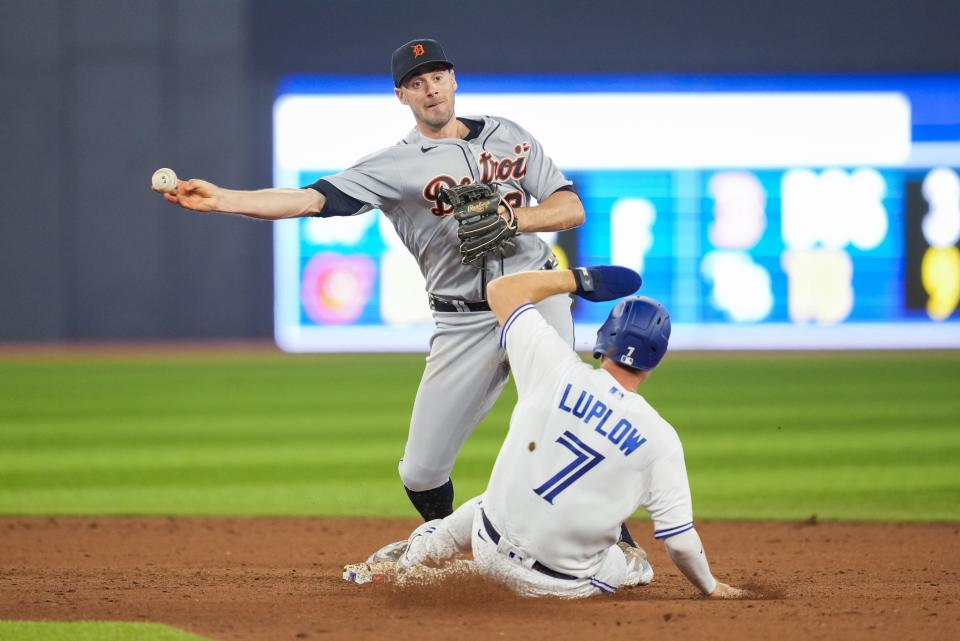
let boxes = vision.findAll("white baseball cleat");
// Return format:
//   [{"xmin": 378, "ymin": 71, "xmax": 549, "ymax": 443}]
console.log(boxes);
[
  {"xmin": 618, "ymin": 541, "xmax": 655, "ymax": 586},
  {"xmin": 366, "ymin": 539, "xmax": 410, "ymax": 563}
]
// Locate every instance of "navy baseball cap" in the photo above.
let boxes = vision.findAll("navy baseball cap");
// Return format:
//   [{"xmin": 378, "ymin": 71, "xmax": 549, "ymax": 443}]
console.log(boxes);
[{"xmin": 391, "ymin": 39, "xmax": 454, "ymax": 87}]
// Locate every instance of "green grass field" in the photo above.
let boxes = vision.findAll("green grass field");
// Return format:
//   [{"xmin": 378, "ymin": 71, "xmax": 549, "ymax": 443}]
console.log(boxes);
[{"xmin": 0, "ymin": 351, "xmax": 958, "ymax": 521}]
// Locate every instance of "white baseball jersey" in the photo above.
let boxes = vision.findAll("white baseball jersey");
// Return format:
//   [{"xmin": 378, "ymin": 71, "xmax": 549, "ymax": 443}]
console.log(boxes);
[
  {"xmin": 313, "ymin": 115, "xmax": 572, "ymax": 300},
  {"xmin": 483, "ymin": 303, "xmax": 694, "ymax": 578}
]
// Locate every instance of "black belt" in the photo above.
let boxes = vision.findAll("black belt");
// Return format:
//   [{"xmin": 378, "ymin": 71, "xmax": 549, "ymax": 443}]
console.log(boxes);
[
  {"xmin": 428, "ymin": 296, "xmax": 491, "ymax": 312},
  {"xmin": 428, "ymin": 258, "xmax": 558, "ymax": 313},
  {"xmin": 480, "ymin": 509, "xmax": 577, "ymax": 581}
]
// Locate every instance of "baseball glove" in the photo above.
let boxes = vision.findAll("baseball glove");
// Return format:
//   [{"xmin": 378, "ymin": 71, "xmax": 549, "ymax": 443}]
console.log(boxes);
[{"xmin": 439, "ymin": 183, "xmax": 518, "ymax": 267}]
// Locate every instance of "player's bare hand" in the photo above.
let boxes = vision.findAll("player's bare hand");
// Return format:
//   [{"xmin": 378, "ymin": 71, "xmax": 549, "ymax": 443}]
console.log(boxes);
[
  {"xmin": 497, "ymin": 203, "xmax": 519, "ymax": 231},
  {"xmin": 159, "ymin": 179, "xmax": 221, "ymax": 212},
  {"xmin": 708, "ymin": 582, "xmax": 748, "ymax": 599}
]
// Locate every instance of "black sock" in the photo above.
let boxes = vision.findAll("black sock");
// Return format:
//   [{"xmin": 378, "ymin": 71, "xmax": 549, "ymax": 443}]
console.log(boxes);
[
  {"xmin": 620, "ymin": 522, "xmax": 638, "ymax": 547},
  {"xmin": 405, "ymin": 479, "xmax": 454, "ymax": 521}
]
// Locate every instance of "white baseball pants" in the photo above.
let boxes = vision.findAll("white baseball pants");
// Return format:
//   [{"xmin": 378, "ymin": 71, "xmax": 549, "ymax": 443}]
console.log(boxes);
[{"xmin": 400, "ymin": 495, "xmax": 642, "ymax": 598}]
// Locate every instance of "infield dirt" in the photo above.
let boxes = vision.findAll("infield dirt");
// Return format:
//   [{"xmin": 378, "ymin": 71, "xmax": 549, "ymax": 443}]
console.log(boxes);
[{"xmin": 0, "ymin": 517, "xmax": 957, "ymax": 641}]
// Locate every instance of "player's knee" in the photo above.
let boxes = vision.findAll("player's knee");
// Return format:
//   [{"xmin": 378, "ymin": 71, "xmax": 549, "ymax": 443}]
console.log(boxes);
[
  {"xmin": 398, "ymin": 458, "xmax": 450, "ymax": 492},
  {"xmin": 597, "ymin": 544, "xmax": 629, "ymax": 588}
]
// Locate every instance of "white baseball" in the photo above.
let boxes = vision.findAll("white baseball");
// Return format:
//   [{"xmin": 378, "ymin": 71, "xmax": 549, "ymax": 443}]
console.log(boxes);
[{"xmin": 152, "ymin": 168, "xmax": 178, "ymax": 193}]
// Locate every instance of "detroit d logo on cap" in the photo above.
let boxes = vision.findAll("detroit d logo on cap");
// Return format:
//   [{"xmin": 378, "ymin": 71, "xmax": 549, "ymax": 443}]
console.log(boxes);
[{"xmin": 411, "ymin": 44, "xmax": 426, "ymax": 58}]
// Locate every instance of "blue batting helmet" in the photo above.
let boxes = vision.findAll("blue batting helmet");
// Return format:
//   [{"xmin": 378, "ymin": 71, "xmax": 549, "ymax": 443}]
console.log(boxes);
[{"xmin": 593, "ymin": 296, "xmax": 671, "ymax": 371}]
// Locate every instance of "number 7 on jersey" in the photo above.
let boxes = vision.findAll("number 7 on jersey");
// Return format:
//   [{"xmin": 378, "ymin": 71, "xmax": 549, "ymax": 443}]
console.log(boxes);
[{"xmin": 533, "ymin": 431, "xmax": 606, "ymax": 504}]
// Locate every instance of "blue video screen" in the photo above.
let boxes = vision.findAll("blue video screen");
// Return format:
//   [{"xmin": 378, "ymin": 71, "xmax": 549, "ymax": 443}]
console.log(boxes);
[{"xmin": 273, "ymin": 74, "xmax": 960, "ymax": 351}]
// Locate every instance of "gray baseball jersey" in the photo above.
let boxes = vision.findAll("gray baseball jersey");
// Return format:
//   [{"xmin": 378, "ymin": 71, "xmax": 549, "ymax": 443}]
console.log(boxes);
[
  {"xmin": 307, "ymin": 115, "xmax": 577, "ymax": 496},
  {"xmin": 312, "ymin": 115, "xmax": 573, "ymax": 301}
]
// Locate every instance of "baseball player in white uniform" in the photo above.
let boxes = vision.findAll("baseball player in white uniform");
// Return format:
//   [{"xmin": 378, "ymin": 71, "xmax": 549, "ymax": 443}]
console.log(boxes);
[
  {"xmin": 375, "ymin": 266, "xmax": 746, "ymax": 599},
  {"xmin": 154, "ymin": 38, "xmax": 648, "ymax": 549}
]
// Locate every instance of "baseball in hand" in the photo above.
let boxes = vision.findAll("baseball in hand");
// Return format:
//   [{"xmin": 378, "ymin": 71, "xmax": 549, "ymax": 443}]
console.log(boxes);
[{"xmin": 152, "ymin": 168, "xmax": 178, "ymax": 193}]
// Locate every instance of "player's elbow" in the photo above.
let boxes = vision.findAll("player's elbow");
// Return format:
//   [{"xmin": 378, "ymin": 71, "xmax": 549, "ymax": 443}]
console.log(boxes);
[
  {"xmin": 569, "ymin": 204, "xmax": 585, "ymax": 228},
  {"xmin": 486, "ymin": 277, "xmax": 506, "ymax": 305},
  {"xmin": 561, "ymin": 193, "xmax": 585, "ymax": 229},
  {"xmin": 298, "ymin": 188, "xmax": 327, "ymax": 217},
  {"xmin": 485, "ymin": 277, "xmax": 515, "ymax": 321}
]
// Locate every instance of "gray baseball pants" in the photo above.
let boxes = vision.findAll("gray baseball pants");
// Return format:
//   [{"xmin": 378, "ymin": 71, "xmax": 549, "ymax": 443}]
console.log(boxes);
[{"xmin": 398, "ymin": 293, "xmax": 574, "ymax": 491}]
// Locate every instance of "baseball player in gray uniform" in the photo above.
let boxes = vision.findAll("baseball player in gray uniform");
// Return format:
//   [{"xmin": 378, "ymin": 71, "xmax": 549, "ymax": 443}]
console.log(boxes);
[
  {"xmin": 365, "ymin": 266, "xmax": 746, "ymax": 599},
  {"xmin": 156, "ymin": 39, "xmax": 609, "ymax": 539}
]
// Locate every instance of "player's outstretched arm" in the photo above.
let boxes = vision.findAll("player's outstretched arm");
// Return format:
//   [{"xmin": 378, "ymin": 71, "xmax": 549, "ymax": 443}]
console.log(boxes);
[
  {"xmin": 663, "ymin": 528, "xmax": 748, "ymax": 599},
  {"xmin": 487, "ymin": 270, "xmax": 577, "ymax": 325},
  {"xmin": 512, "ymin": 190, "xmax": 585, "ymax": 233},
  {"xmin": 157, "ymin": 178, "xmax": 326, "ymax": 220},
  {"xmin": 486, "ymin": 265, "xmax": 642, "ymax": 325}
]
